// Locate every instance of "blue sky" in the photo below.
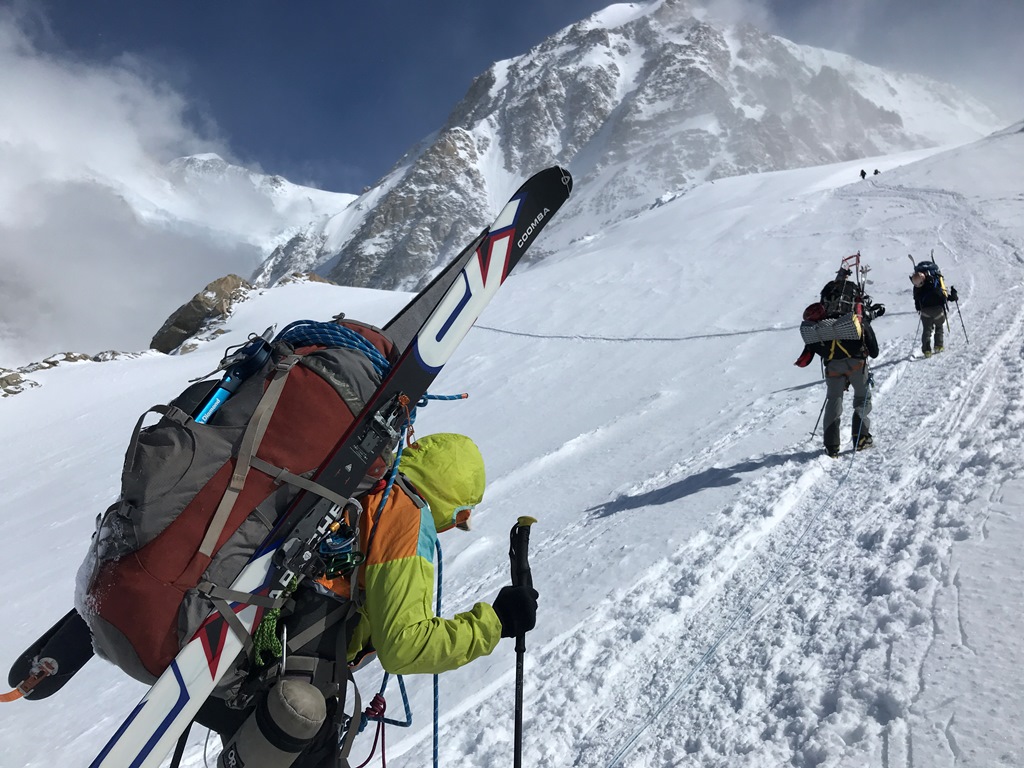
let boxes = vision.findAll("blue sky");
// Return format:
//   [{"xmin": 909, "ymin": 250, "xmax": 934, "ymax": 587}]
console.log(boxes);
[
  {"xmin": 22, "ymin": 1, "xmax": 620, "ymax": 191},
  {"xmin": 7, "ymin": 0, "xmax": 1024, "ymax": 194}
]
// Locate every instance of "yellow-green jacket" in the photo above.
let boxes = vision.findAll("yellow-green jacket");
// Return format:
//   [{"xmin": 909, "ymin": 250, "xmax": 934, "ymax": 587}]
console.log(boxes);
[{"xmin": 318, "ymin": 433, "xmax": 502, "ymax": 674}]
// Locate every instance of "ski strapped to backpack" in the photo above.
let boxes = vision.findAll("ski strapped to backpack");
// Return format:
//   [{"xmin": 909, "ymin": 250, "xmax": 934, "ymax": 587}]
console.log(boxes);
[{"xmin": 84, "ymin": 165, "xmax": 573, "ymax": 768}]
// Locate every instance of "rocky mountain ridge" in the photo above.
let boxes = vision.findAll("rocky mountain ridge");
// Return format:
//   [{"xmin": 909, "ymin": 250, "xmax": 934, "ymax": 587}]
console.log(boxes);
[{"xmin": 256, "ymin": 0, "xmax": 1004, "ymax": 291}]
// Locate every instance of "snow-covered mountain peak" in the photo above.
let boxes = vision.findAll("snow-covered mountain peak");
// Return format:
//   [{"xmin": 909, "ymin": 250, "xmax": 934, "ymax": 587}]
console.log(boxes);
[{"xmin": 263, "ymin": 0, "xmax": 1004, "ymax": 293}]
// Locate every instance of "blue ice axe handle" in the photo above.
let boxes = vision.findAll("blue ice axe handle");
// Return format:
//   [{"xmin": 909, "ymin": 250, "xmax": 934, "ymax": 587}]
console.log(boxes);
[{"xmin": 193, "ymin": 326, "xmax": 275, "ymax": 424}]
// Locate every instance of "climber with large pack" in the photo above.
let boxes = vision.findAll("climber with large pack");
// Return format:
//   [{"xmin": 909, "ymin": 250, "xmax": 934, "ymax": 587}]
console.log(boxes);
[
  {"xmin": 796, "ymin": 256, "xmax": 885, "ymax": 351},
  {"xmin": 909, "ymin": 257, "xmax": 959, "ymax": 357},
  {"xmin": 73, "ymin": 317, "xmax": 539, "ymax": 768},
  {"xmin": 794, "ymin": 254, "xmax": 882, "ymax": 457}
]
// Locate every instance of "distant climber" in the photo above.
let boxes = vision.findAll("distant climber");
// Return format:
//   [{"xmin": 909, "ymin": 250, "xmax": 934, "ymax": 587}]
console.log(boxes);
[
  {"xmin": 860, "ymin": 169, "xmax": 867, "ymax": 180},
  {"xmin": 910, "ymin": 259, "xmax": 958, "ymax": 357},
  {"xmin": 795, "ymin": 260, "xmax": 883, "ymax": 457}
]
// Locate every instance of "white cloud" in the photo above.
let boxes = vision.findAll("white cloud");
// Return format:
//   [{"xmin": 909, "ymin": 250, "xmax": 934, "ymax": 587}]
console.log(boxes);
[{"xmin": 0, "ymin": 9, "xmax": 261, "ymax": 367}]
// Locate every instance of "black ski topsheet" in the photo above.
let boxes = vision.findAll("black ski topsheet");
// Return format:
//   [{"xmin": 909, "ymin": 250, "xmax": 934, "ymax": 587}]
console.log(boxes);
[
  {"xmin": 8, "ymin": 608, "xmax": 93, "ymax": 700},
  {"xmin": 384, "ymin": 165, "xmax": 572, "ymax": 348},
  {"xmin": 383, "ymin": 227, "xmax": 488, "ymax": 348}
]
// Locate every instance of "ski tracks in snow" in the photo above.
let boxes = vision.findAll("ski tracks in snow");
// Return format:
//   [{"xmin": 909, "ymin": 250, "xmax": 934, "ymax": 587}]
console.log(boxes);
[
  {"xmin": 551, "ymin": 297, "xmax": 1024, "ymax": 763},
  {"xmin": 389, "ymin": 182, "xmax": 1024, "ymax": 768},
  {"xmin": 457, "ymin": 292, "xmax": 1021, "ymax": 764}
]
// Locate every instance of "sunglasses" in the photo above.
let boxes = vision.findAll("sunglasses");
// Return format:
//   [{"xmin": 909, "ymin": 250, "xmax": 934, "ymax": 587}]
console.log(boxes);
[{"xmin": 452, "ymin": 505, "xmax": 474, "ymax": 531}]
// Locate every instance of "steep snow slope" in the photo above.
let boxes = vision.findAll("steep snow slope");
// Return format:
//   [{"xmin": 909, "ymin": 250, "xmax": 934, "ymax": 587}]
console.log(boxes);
[{"xmin": 0, "ymin": 128, "xmax": 1022, "ymax": 767}]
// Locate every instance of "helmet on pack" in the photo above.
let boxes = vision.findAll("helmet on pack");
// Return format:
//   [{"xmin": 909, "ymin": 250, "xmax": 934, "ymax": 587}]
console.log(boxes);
[{"xmin": 802, "ymin": 303, "xmax": 827, "ymax": 322}]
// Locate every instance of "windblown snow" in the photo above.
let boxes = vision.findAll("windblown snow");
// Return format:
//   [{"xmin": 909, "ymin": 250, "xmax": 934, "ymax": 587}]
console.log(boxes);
[{"xmin": 0, "ymin": 124, "xmax": 1022, "ymax": 767}]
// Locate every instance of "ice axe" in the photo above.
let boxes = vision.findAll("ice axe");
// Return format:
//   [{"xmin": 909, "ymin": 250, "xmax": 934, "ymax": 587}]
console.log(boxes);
[{"xmin": 509, "ymin": 516, "xmax": 536, "ymax": 768}]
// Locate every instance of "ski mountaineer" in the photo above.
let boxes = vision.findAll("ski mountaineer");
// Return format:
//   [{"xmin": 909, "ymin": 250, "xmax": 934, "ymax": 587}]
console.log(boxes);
[
  {"xmin": 795, "ymin": 268, "xmax": 881, "ymax": 457},
  {"xmin": 196, "ymin": 432, "xmax": 541, "ymax": 768},
  {"xmin": 7, "ymin": 166, "xmax": 572, "ymax": 768},
  {"xmin": 911, "ymin": 268, "xmax": 958, "ymax": 357}
]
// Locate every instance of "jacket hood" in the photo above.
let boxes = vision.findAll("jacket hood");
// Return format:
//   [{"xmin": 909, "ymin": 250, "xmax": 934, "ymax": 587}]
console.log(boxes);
[{"xmin": 398, "ymin": 433, "xmax": 485, "ymax": 533}]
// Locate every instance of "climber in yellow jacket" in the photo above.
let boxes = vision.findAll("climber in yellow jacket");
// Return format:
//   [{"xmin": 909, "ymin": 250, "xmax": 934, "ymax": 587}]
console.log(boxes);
[
  {"xmin": 320, "ymin": 431, "xmax": 528, "ymax": 673},
  {"xmin": 198, "ymin": 433, "xmax": 539, "ymax": 768}
]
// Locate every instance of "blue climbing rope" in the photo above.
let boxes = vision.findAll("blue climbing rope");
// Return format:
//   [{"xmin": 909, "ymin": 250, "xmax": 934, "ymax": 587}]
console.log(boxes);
[
  {"xmin": 275, "ymin": 320, "xmax": 391, "ymax": 377},
  {"xmin": 433, "ymin": 538, "xmax": 443, "ymax": 768}
]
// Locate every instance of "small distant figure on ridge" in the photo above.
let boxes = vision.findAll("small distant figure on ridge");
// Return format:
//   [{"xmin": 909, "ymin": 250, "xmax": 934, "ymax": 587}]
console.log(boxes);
[
  {"xmin": 873, "ymin": 169, "xmax": 880, "ymax": 175},
  {"xmin": 860, "ymin": 169, "xmax": 867, "ymax": 180}
]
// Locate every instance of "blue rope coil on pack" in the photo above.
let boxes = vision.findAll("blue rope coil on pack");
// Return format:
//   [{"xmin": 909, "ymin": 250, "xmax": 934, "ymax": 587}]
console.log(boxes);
[{"xmin": 274, "ymin": 320, "xmax": 391, "ymax": 378}]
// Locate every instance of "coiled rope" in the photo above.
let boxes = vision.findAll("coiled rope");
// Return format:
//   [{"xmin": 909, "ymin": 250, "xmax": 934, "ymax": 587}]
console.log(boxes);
[{"xmin": 275, "ymin": 320, "xmax": 392, "ymax": 378}]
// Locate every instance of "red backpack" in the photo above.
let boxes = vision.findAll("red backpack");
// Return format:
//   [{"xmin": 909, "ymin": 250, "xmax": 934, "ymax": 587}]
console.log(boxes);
[{"xmin": 79, "ymin": 318, "xmax": 397, "ymax": 696}]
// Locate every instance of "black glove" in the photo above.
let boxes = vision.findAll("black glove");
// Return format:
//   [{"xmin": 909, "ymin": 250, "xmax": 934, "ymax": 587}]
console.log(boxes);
[
  {"xmin": 492, "ymin": 585, "xmax": 539, "ymax": 638},
  {"xmin": 869, "ymin": 303, "xmax": 885, "ymax": 319},
  {"xmin": 949, "ymin": 287, "xmax": 958, "ymax": 302}
]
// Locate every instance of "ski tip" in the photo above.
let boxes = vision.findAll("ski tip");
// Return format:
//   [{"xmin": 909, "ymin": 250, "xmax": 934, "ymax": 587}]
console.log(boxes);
[
  {"xmin": 553, "ymin": 166, "xmax": 573, "ymax": 195},
  {"xmin": 533, "ymin": 165, "xmax": 573, "ymax": 196}
]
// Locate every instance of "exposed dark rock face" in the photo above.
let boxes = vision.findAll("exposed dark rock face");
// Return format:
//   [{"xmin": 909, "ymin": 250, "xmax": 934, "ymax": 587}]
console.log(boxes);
[
  {"xmin": 254, "ymin": 0, "xmax": 1000, "ymax": 293},
  {"xmin": 150, "ymin": 274, "xmax": 252, "ymax": 354}
]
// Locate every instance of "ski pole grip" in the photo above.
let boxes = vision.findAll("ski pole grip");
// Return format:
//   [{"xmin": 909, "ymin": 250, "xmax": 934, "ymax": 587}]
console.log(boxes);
[{"xmin": 509, "ymin": 516, "xmax": 536, "ymax": 589}]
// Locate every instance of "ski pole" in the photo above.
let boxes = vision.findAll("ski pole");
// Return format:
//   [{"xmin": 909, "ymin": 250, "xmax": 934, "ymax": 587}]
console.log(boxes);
[
  {"xmin": 953, "ymin": 298, "xmax": 969, "ymax": 344},
  {"xmin": 509, "ymin": 516, "xmax": 536, "ymax": 768},
  {"xmin": 810, "ymin": 393, "xmax": 827, "ymax": 439}
]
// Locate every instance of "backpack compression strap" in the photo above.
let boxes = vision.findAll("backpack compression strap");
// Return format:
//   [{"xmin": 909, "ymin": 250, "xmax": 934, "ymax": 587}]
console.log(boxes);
[{"xmin": 198, "ymin": 355, "xmax": 303, "ymax": 558}]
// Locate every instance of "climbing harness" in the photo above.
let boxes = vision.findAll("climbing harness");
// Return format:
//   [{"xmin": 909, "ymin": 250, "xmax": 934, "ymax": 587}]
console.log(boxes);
[{"xmin": 352, "ymin": 539, "xmax": 445, "ymax": 768}]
